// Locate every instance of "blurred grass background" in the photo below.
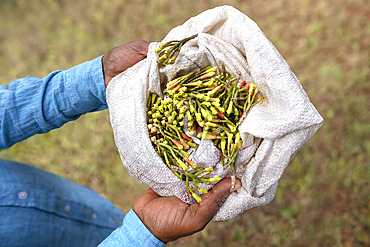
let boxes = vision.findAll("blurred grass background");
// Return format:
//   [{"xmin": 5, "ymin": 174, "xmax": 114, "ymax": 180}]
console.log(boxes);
[{"xmin": 0, "ymin": 0, "xmax": 369, "ymax": 246}]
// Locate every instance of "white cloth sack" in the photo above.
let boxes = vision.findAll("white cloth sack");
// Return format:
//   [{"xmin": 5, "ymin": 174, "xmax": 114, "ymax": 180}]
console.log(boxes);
[{"xmin": 106, "ymin": 5, "xmax": 324, "ymax": 221}]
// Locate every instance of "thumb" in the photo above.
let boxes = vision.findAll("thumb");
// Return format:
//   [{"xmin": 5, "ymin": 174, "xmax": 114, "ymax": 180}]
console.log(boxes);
[{"xmin": 193, "ymin": 178, "xmax": 241, "ymax": 224}]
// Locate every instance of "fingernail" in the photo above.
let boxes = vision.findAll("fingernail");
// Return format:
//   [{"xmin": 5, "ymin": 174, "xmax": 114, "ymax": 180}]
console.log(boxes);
[{"xmin": 230, "ymin": 182, "xmax": 241, "ymax": 193}]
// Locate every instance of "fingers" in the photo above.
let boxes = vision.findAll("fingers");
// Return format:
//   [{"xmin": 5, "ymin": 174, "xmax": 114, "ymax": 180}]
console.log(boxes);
[
  {"xmin": 133, "ymin": 188, "xmax": 160, "ymax": 216},
  {"xmin": 103, "ymin": 40, "xmax": 150, "ymax": 87},
  {"xmin": 123, "ymin": 40, "xmax": 149, "ymax": 58},
  {"xmin": 131, "ymin": 40, "xmax": 149, "ymax": 56},
  {"xmin": 191, "ymin": 178, "xmax": 241, "ymax": 226}
]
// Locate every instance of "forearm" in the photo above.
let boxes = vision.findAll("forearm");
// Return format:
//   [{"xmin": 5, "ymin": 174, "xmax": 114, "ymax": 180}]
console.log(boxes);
[
  {"xmin": 98, "ymin": 209, "xmax": 166, "ymax": 247},
  {"xmin": 0, "ymin": 56, "xmax": 106, "ymax": 149}
]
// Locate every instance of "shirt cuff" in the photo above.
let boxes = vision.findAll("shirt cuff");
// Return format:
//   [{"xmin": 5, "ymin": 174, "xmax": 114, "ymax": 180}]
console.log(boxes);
[
  {"xmin": 98, "ymin": 209, "xmax": 166, "ymax": 247},
  {"xmin": 123, "ymin": 209, "xmax": 167, "ymax": 246}
]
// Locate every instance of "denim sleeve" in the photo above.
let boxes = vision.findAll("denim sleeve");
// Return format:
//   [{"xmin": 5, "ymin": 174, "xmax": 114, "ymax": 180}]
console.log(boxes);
[
  {"xmin": 0, "ymin": 56, "xmax": 107, "ymax": 150},
  {"xmin": 98, "ymin": 209, "xmax": 167, "ymax": 247}
]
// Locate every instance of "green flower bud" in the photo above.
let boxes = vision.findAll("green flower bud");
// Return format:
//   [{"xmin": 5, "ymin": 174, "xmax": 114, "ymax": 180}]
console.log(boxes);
[
  {"xmin": 204, "ymin": 167, "xmax": 213, "ymax": 172},
  {"xmin": 198, "ymin": 188, "xmax": 208, "ymax": 194},
  {"xmin": 187, "ymin": 111, "xmax": 193, "ymax": 121},
  {"xmin": 158, "ymin": 105, "xmax": 164, "ymax": 113},
  {"xmin": 209, "ymin": 176, "xmax": 221, "ymax": 183},
  {"xmin": 191, "ymin": 192, "xmax": 202, "ymax": 203}
]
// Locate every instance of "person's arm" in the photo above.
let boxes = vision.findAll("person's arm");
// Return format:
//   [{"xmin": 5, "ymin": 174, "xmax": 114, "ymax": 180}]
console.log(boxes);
[
  {"xmin": 0, "ymin": 40, "xmax": 149, "ymax": 150},
  {"xmin": 0, "ymin": 57, "xmax": 106, "ymax": 149}
]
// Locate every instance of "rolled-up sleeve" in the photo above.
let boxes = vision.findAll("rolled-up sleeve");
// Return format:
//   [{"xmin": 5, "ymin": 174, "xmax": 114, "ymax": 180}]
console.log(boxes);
[
  {"xmin": 99, "ymin": 209, "xmax": 166, "ymax": 247},
  {"xmin": 0, "ymin": 56, "xmax": 106, "ymax": 149}
]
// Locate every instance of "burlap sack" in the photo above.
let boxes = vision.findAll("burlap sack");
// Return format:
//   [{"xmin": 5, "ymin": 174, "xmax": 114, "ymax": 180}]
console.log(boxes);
[{"xmin": 106, "ymin": 5, "xmax": 324, "ymax": 220}]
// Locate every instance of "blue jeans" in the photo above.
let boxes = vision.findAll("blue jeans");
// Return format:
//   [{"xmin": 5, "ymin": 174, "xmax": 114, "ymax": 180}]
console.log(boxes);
[{"xmin": 0, "ymin": 159, "xmax": 125, "ymax": 247}]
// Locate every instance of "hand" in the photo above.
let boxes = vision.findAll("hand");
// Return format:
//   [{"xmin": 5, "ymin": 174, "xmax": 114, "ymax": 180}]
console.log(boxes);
[
  {"xmin": 102, "ymin": 40, "xmax": 150, "ymax": 87},
  {"xmin": 133, "ymin": 178, "xmax": 242, "ymax": 243}
]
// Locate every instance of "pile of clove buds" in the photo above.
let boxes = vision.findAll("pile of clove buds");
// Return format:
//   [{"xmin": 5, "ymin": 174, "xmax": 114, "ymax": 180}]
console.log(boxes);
[{"xmin": 147, "ymin": 66, "xmax": 262, "ymax": 202}]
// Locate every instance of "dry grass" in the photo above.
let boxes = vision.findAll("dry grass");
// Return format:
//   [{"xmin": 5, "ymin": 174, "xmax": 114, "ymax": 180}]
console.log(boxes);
[{"xmin": 0, "ymin": 0, "xmax": 369, "ymax": 246}]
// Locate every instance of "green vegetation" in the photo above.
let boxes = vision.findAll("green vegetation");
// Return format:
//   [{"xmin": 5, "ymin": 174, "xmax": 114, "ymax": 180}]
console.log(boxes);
[{"xmin": 0, "ymin": 0, "xmax": 369, "ymax": 246}]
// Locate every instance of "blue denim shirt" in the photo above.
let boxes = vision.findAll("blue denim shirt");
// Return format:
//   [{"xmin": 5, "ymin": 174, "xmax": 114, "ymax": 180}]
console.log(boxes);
[{"xmin": 0, "ymin": 56, "xmax": 166, "ymax": 247}]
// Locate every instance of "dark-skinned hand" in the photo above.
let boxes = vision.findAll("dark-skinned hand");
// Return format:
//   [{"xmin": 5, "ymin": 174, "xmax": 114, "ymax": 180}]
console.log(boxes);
[
  {"xmin": 102, "ymin": 40, "xmax": 150, "ymax": 87},
  {"xmin": 133, "ymin": 178, "xmax": 242, "ymax": 243}
]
